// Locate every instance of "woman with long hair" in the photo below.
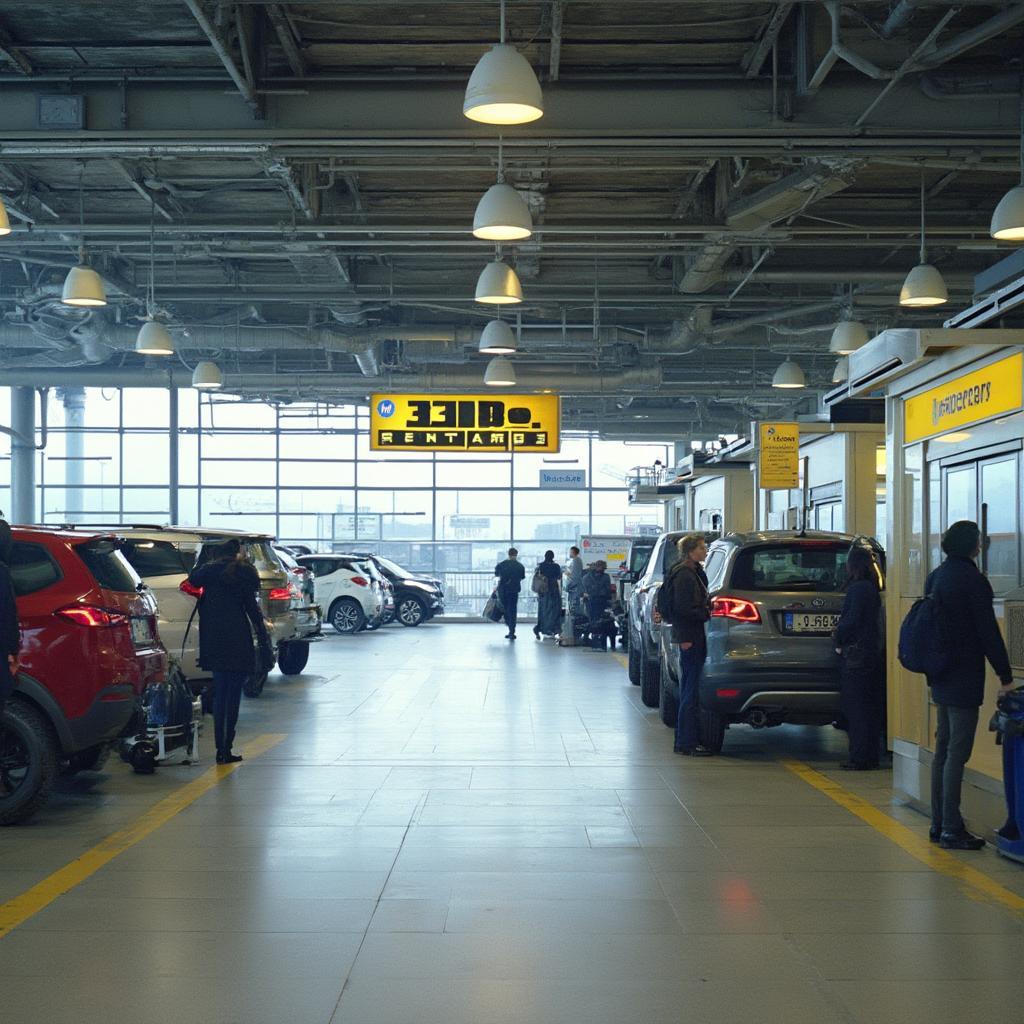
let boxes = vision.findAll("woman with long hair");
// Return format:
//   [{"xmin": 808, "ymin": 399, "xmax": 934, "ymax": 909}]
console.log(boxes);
[{"xmin": 533, "ymin": 549, "xmax": 563, "ymax": 638}]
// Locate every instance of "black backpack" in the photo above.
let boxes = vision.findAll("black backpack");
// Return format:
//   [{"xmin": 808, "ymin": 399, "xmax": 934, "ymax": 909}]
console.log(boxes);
[
  {"xmin": 656, "ymin": 564, "xmax": 683, "ymax": 624},
  {"xmin": 897, "ymin": 587, "xmax": 953, "ymax": 678}
]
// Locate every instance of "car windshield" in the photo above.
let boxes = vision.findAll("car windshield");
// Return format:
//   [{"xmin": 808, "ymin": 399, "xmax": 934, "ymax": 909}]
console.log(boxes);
[
  {"xmin": 629, "ymin": 543, "xmax": 655, "ymax": 573},
  {"xmin": 730, "ymin": 543, "xmax": 850, "ymax": 592},
  {"xmin": 275, "ymin": 547, "xmax": 298, "ymax": 570},
  {"xmin": 246, "ymin": 540, "xmax": 282, "ymax": 572},
  {"xmin": 374, "ymin": 556, "xmax": 412, "ymax": 578},
  {"xmin": 76, "ymin": 539, "xmax": 140, "ymax": 593},
  {"xmin": 120, "ymin": 539, "xmax": 190, "ymax": 578}
]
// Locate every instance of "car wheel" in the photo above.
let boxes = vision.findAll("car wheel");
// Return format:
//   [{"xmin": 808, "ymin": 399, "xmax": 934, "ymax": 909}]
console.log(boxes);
[
  {"xmin": 639, "ymin": 651, "xmax": 660, "ymax": 708},
  {"xmin": 627, "ymin": 640, "xmax": 641, "ymax": 686},
  {"xmin": 277, "ymin": 640, "xmax": 309, "ymax": 676},
  {"xmin": 698, "ymin": 708, "xmax": 726, "ymax": 754},
  {"xmin": 397, "ymin": 596, "xmax": 426, "ymax": 627},
  {"xmin": 330, "ymin": 598, "xmax": 366, "ymax": 635},
  {"xmin": 242, "ymin": 671, "xmax": 267, "ymax": 698},
  {"xmin": 64, "ymin": 742, "xmax": 112, "ymax": 775},
  {"xmin": 0, "ymin": 700, "xmax": 59, "ymax": 826}
]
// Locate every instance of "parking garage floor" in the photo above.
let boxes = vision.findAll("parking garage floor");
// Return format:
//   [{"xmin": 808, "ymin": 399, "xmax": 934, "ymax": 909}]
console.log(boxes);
[{"xmin": 2, "ymin": 623, "xmax": 1023, "ymax": 1024}]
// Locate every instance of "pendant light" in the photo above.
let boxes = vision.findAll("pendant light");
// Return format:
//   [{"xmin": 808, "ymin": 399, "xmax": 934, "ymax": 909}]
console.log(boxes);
[
  {"xmin": 831, "ymin": 356, "xmax": 849, "ymax": 384},
  {"xmin": 473, "ymin": 140, "xmax": 532, "ymax": 240},
  {"xmin": 135, "ymin": 184, "xmax": 174, "ymax": 355},
  {"xmin": 62, "ymin": 166, "xmax": 107, "ymax": 307},
  {"xmin": 192, "ymin": 360, "xmax": 223, "ymax": 389},
  {"xmin": 0, "ymin": 196, "xmax": 10, "ymax": 236},
  {"xmin": 478, "ymin": 318, "xmax": 517, "ymax": 354},
  {"xmin": 991, "ymin": 84, "xmax": 1024, "ymax": 241},
  {"xmin": 463, "ymin": 0, "xmax": 543, "ymax": 125},
  {"xmin": 475, "ymin": 258, "xmax": 523, "ymax": 304},
  {"xmin": 772, "ymin": 356, "xmax": 806, "ymax": 389},
  {"xmin": 829, "ymin": 288, "xmax": 870, "ymax": 354},
  {"xmin": 484, "ymin": 355, "xmax": 517, "ymax": 386},
  {"xmin": 900, "ymin": 171, "xmax": 947, "ymax": 307}
]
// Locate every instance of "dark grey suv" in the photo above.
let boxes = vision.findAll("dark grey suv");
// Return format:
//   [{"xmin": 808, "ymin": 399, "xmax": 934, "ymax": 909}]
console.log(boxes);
[{"xmin": 656, "ymin": 530, "xmax": 885, "ymax": 752}]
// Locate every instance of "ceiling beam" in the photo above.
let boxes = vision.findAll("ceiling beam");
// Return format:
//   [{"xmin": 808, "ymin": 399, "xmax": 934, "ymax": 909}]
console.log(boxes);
[
  {"xmin": 743, "ymin": 3, "xmax": 793, "ymax": 79},
  {"xmin": 104, "ymin": 158, "xmax": 175, "ymax": 222},
  {"xmin": 549, "ymin": 1, "xmax": 565, "ymax": 82},
  {"xmin": 265, "ymin": 3, "xmax": 307, "ymax": 77},
  {"xmin": 0, "ymin": 17, "xmax": 32, "ymax": 76},
  {"xmin": 181, "ymin": 0, "xmax": 262, "ymax": 117}
]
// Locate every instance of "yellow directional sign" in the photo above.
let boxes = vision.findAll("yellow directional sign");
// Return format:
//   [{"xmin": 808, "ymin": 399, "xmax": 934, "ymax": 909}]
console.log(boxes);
[
  {"xmin": 758, "ymin": 422, "xmax": 799, "ymax": 489},
  {"xmin": 370, "ymin": 393, "xmax": 560, "ymax": 452}
]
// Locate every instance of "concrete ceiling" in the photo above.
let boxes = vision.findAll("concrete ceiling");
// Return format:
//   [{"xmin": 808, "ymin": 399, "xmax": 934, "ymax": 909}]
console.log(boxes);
[{"xmin": 0, "ymin": 1, "xmax": 1021, "ymax": 436}]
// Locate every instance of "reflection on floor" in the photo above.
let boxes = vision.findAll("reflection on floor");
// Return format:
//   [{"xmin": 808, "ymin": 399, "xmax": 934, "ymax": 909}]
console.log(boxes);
[{"xmin": 1, "ymin": 624, "xmax": 1022, "ymax": 1024}]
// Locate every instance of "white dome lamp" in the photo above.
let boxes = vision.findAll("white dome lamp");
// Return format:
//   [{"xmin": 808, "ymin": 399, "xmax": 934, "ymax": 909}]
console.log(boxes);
[
  {"xmin": 900, "ymin": 172, "xmax": 947, "ymax": 308},
  {"xmin": 484, "ymin": 355, "xmax": 517, "ymax": 386},
  {"xmin": 473, "ymin": 182, "xmax": 532, "ymax": 241},
  {"xmin": 991, "ymin": 95, "xmax": 1024, "ymax": 241},
  {"xmin": 478, "ymin": 318, "xmax": 517, "ymax": 354},
  {"xmin": 0, "ymin": 195, "xmax": 11, "ymax": 236},
  {"xmin": 62, "ymin": 170, "xmax": 107, "ymax": 307},
  {"xmin": 475, "ymin": 258, "xmax": 523, "ymax": 305},
  {"xmin": 192, "ymin": 360, "xmax": 223, "ymax": 390},
  {"xmin": 831, "ymin": 356, "xmax": 849, "ymax": 384},
  {"xmin": 829, "ymin": 290, "xmax": 870, "ymax": 355},
  {"xmin": 134, "ymin": 191, "xmax": 173, "ymax": 354},
  {"xmin": 772, "ymin": 356, "xmax": 806, "ymax": 389}
]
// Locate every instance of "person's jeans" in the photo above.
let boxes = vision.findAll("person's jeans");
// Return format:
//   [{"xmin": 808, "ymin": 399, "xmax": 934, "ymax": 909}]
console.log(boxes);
[
  {"xmin": 931, "ymin": 703, "xmax": 979, "ymax": 833},
  {"xmin": 839, "ymin": 663, "xmax": 881, "ymax": 766},
  {"xmin": 674, "ymin": 645, "xmax": 705, "ymax": 751},
  {"xmin": 499, "ymin": 590, "xmax": 519, "ymax": 635},
  {"xmin": 567, "ymin": 585, "xmax": 581, "ymax": 618},
  {"xmin": 211, "ymin": 669, "xmax": 245, "ymax": 755}
]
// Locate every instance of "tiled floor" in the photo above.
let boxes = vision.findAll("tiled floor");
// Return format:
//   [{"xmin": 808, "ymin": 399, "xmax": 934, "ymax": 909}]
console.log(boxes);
[{"xmin": 2, "ymin": 623, "xmax": 1022, "ymax": 1024}]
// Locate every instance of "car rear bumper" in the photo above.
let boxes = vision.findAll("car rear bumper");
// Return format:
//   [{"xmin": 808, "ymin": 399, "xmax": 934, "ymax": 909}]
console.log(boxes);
[
  {"xmin": 67, "ymin": 685, "xmax": 139, "ymax": 753},
  {"xmin": 700, "ymin": 665, "xmax": 841, "ymax": 718}
]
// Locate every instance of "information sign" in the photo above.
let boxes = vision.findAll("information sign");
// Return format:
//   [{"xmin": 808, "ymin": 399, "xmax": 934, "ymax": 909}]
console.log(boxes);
[{"xmin": 758, "ymin": 422, "xmax": 800, "ymax": 489}]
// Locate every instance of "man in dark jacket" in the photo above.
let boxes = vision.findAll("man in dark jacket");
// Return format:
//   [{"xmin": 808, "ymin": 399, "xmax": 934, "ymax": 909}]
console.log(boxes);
[
  {"xmin": 189, "ymin": 539, "xmax": 271, "ymax": 763},
  {"xmin": 0, "ymin": 519, "xmax": 21, "ymax": 709},
  {"xmin": 494, "ymin": 548, "xmax": 526, "ymax": 640},
  {"xmin": 926, "ymin": 520, "xmax": 1015, "ymax": 850},
  {"xmin": 581, "ymin": 561, "xmax": 615, "ymax": 650},
  {"xmin": 664, "ymin": 534, "xmax": 712, "ymax": 756}
]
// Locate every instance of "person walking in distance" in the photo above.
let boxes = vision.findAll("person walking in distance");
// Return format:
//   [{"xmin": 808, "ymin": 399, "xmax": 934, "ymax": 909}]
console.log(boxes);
[
  {"xmin": 533, "ymin": 550, "xmax": 563, "ymax": 639},
  {"xmin": 665, "ymin": 534, "xmax": 713, "ymax": 756},
  {"xmin": 565, "ymin": 546, "xmax": 584, "ymax": 618},
  {"xmin": 925, "ymin": 520, "xmax": 1015, "ymax": 850},
  {"xmin": 0, "ymin": 519, "xmax": 21, "ymax": 713},
  {"xmin": 494, "ymin": 547, "xmax": 526, "ymax": 640},
  {"xmin": 188, "ymin": 539, "xmax": 272, "ymax": 764},
  {"xmin": 833, "ymin": 546, "xmax": 883, "ymax": 771},
  {"xmin": 582, "ymin": 560, "xmax": 615, "ymax": 650}
]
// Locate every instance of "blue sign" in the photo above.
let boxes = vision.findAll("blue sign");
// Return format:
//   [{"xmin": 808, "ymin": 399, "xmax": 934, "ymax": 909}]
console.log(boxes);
[
  {"xmin": 539, "ymin": 469, "xmax": 586, "ymax": 489},
  {"xmin": 376, "ymin": 398, "xmax": 395, "ymax": 418}
]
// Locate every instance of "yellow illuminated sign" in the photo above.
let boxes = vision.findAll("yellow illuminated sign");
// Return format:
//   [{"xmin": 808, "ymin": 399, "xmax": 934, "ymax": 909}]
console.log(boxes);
[
  {"xmin": 370, "ymin": 393, "xmax": 560, "ymax": 452},
  {"xmin": 758, "ymin": 421, "xmax": 799, "ymax": 489},
  {"xmin": 904, "ymin": 352, "xmax": 1023, "ymax": 444}
]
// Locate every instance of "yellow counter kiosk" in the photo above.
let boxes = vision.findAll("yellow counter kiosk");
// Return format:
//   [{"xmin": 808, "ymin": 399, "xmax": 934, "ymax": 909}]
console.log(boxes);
[{"xmin": 844, "ymin": 325, "xmax": 1024, "ymax": 833}]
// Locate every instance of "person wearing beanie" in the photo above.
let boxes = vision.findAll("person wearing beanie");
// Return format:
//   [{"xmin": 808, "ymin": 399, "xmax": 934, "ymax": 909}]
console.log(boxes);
[{"xmin": 925, "ymin": 520, "xmax": 1015, "ymax": 850}]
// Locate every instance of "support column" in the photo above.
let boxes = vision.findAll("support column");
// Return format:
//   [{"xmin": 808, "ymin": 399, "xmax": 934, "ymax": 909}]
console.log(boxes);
[
  {"xmin": 10, "ymin": 387, "xmax": 35, "ymax": 524},
  {"xmin": 168, "ymin": 386, "xmax": 179, "ymax": 523},
  {"xmin": 59, "ymin": 387, "xmax": 86, "ymax": 523}
]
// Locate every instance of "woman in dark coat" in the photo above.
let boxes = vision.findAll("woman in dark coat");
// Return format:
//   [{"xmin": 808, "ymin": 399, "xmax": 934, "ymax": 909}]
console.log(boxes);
[
  {"xmin": 188, "ymin": 539, "xmax": 270, "ymax": 764},
  {"xmin": 533, "ymin": 550, "xmax": 563, "ymax": 638},
  {"xmin": 833, "ymin": 546, "xmax": 883, "ymax": 771}
]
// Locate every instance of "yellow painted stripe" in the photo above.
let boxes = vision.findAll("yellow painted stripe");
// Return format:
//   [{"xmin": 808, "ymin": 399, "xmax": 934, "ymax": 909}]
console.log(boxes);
[
  {"xmin": 612, "ymin": 652, "xmax": 629, "ymax": 669},
  {"xmin": 781, "ymin": 757, "xmax": 1024, "ymax": 916},
  {"xmin": 0, "ymin": 732, "xmax": 286, "ymax": 940}
]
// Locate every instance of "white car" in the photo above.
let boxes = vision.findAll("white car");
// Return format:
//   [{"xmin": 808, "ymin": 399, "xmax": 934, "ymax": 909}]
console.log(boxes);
[{"xmin": 297, "ymin": 555, "xmax": 386, "ymax": 634}]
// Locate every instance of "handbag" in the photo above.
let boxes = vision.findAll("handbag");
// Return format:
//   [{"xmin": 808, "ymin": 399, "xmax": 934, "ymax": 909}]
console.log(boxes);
[
  {"xmin": 483, "ymin": 590, "xmax": 504, "ymax": 623},
  {"xmin": 531, "ymin": 570, "xmax": 549, "ymax": 595},
  {"xmin": 255, "ymin": 631, "xmax": 275, "ymax": 674}
]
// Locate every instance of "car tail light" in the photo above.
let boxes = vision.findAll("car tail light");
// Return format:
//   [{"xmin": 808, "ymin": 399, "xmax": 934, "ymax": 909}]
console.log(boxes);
[
  {"xmin": 351, "ymin": 576, "xmax": 369, "ymax": 587},
  {"xmin": 711, "ymin": 596, "xmax": 761, "ymax": 623},
  {"xmin": 716, "ymin": 688, "xmax": 741, "ymax": 699},
  {"xmin": 268, "ymin": 587, "xmax": 292, "ymax": 601},
  {"xmin": 56, "ymin": 604, "xmax": 130, "ymax": 628},
  {"xmin": 179, "ymin": 580, "xmax": 203, "ymax": 599}
]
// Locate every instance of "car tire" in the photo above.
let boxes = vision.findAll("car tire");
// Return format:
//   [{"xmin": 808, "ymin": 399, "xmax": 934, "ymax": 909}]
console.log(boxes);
[
  {"xmin": 639, "ymin": 651, "xmax": 660, "ymax": 708},
  {"xmin": 330, "ymin": 598, "xmax": 366, "ymax": 635},
  {"xmin": 627, "ymin": 640, "xmax": 641, "ymax": 685},
  {"xmin": 698, "ymin": 708, "xmax": 726, "ymax": 754},
  {"xmin": 242, "ymin": 671, "xmax": 267, "ymax": 699},
  {"xmin": 0, "ymin": 700, "xmax": 60, "ymax": 826},
  {"xmin": 397, "ymin": 596, "xmax": 426, "ymax": 627},
  {"xmin": 277, "ymin": 640, "xmax": 309, "ymax": 676},
  {"xmin": 63, "ymin": 742, "xmax": 112, "ymax": 775}
]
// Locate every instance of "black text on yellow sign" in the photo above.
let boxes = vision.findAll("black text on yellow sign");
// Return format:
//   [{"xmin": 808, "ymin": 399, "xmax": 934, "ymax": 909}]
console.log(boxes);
[
  {"xmin": 370, "ymin": 394, "xmax": 561, "ymax": 452},
  {"xmin": 758, "ymin": 421, "xmax": 800, "ymax": 489}
]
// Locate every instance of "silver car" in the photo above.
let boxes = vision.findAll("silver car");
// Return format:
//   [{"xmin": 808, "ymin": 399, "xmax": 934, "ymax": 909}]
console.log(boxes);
[{"xmin": 656, "ymin": 531, "xmax": 885, "ymax": 753}]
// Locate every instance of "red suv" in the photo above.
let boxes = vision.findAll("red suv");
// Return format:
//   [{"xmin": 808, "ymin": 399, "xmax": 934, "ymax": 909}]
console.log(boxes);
[{"xmin": 0, "ymin": 528, "xmax": 167, "ymax": 824}]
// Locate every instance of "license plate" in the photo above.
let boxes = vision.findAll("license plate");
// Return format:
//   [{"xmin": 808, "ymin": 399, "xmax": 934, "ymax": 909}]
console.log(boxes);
[
  {"xmin": 130, "ymin": 616, "xmax": 153, "ymax": 645},
  {"xmin": 783, "ymin": 612, "xmax": 839, "ymax": 633}
]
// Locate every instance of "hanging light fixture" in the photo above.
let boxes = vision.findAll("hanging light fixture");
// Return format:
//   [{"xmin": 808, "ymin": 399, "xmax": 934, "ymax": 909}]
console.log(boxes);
[
  {"xmin": 900, "ymin": 171, "xmax": 947, "ymax": 307},
  {"xmin": 478, "ymin": 319, "xmax": 517, "ymax": 354},
  {"xmin": 0, "ymin": 196, "xmax": 10, "ymax": 236},
  {"xmin": 772, "ymin": 356, "xmax": 806, "ymax": 389},
  {"xmin": 135, "ymin": 180, "xmax": 174, "ymax": 355},
  {"xmin": 831, "ymin": 357, "xmax": 849, "ymax": 384},
  {"xmin": 484, "ymin": 355, "xmax": 517, "ymax": 386},
  {"xmin": 473, "ymin": 136, "xmax": 532, "ymax": 240},
  {"xmin": 991, "ymin": 84, "xmax": 1024, "ymax": 241},
  {"xmin": 62, "ymin": 166, "xmax": 107, "ymax": 307},
  {"xmin": 192, "ymin": 360, "xmax": 223, "ymax": 389},
  {"xmin": 463, "ymin": 0, "xmax": 543, "ymax": 125},
  {"xmin": 829, "ymin": 288, "xmax": 870, "ymax": 354},
  {"xmin": 475, "ymin": 258, "xmax": 523, "ymax": 304}
]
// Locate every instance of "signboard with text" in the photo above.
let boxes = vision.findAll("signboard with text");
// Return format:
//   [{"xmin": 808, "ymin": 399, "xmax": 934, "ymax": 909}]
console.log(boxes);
[
  {"xmin": 758, "ymin": 421, "xmax": 799, "ymax": 489},
  {"xmin": 539, "ymin": 468, "xmax": 585, "ymax": 489},
  {"xmin": 370, "ymin": 393, "xmax": 560, "ymax": 452}
]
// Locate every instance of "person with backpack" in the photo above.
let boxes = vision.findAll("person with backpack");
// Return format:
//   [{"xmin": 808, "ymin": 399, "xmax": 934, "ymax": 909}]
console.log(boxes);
[
  {"xmin": 923, "ymin": 520, "xmax": 1015, "ymax": 850},
  {"xmin": 832, "ymin": 546, "xmax": 883, "ymax": 771},
  {"xmin": 532, "ymin": 550, "xmax": 562, "ymax": 639},
  {"xmin": 660, "ymin": 534, "xmax": 713, "ymax": 756},
  {"xmin": 494, "ymin": 547, "xmax": 526, "ymax": 640}
]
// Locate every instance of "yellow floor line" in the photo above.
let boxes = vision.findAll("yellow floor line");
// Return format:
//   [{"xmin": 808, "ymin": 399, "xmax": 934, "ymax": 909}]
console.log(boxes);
[
  {"xmin": 612, "ymin": 652, "xmax": 628, "ymax": 669},
  {"xmin": 781, "ymin": 757, "xmax": 1024, "ymax": 916},
  {"xmin": 0, "ymin": 732, "xmax": 286, "ymax": 940}
]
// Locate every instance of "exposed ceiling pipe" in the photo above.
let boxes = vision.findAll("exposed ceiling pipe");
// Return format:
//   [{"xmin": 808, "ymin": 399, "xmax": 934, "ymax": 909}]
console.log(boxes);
[
  {"xmin": 881, "ymin": 0, "xmax": 923, "ymax": 38},
  {"xmin": 806, "ymin": 1, "xmax": 892, "ymax": 94},
  {"xmin": 914, "ymin": 5, "xmax": 1024, "ymax": 70},
  {"xmin": 918, "ymin": 72, "xmax": 1021, "ymax": 101}
]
